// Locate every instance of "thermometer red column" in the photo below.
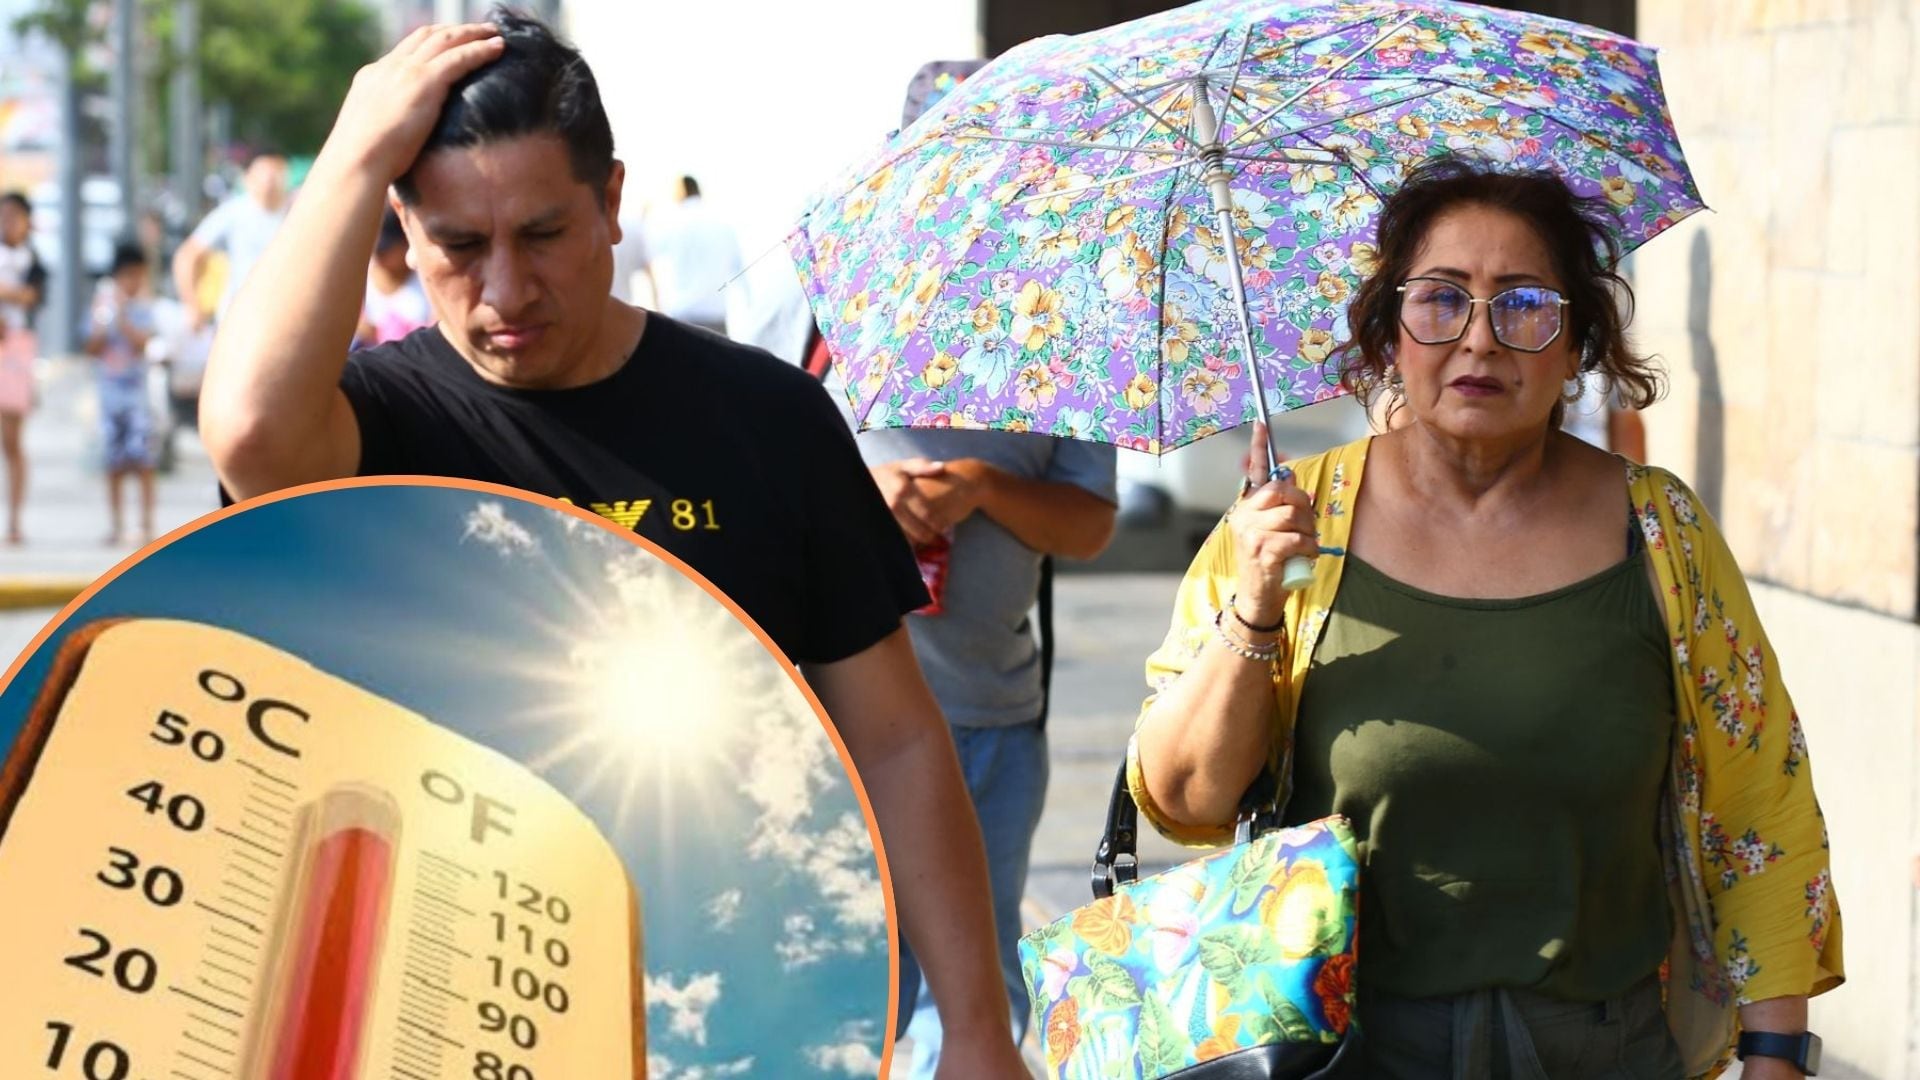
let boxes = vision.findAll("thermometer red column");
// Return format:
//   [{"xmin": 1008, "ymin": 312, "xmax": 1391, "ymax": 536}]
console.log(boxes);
[{"xmin": 255, "ymin": 785, "xmax": 401, "ymax": 1080}]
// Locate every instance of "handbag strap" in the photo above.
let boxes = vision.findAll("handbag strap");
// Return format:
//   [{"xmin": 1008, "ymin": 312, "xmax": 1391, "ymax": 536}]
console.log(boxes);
[{"xmin": 1091, "ymin": 757, "xmax": 1282, "ymax": 899}]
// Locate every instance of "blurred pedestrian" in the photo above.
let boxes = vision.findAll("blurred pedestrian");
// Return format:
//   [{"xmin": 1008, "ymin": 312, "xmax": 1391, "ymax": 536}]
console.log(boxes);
[
  {"xmin": 172, "ymin": 151, "xmax": 291, "ymax": 331},
  {"xmin": 853, "ymin": 58, "xmax": 1120, "ymax": 1079},
  {"xmin": 614, "ymin": 175, "xmax": 740, "ymax": 334},
  {"xmin": 355, "ymin": 208, "xmax": 432, "ymax": 348},
  {"xmin": 0, "ymin": 191, "xmax": 45, "ymax": 545},
  {"xmin": 86, "ymin": 242, "xmax": 158, "ymax": 545},
  {"xmin": 196, "ymin": 16, "xmax": 1030, "ymax": 1075}
]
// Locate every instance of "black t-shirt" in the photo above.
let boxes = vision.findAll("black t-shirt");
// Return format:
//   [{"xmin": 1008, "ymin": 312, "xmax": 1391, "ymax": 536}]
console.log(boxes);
[{"xmin": 337, "ymin": 315, "xmax": 928, "ymax": 665}]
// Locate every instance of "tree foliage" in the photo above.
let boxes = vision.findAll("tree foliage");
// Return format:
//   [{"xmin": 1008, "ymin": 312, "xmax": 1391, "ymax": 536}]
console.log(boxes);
[
  {"xmin": 12, "ymin": 0, "xmax": 89, "ymax": 54},
  {"xmin": 150, "ymin": 0, "xmax": 382, "ymax": 155},
  {"xmin": 17, "ymin": 0, "xmax": 382, "ymax": 157}
]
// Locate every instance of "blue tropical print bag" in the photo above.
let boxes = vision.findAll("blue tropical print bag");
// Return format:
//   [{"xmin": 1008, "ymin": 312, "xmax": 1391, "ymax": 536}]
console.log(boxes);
[{"xmin": 1017, "ymin": 763, "xmax": 1362, "ymax": 1079}]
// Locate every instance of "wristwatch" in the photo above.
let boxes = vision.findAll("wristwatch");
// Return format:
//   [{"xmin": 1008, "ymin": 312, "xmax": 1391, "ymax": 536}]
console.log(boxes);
[{"xmin": 1736, "ymin": 1030, "xmax": 1821, "ymax": 1076}]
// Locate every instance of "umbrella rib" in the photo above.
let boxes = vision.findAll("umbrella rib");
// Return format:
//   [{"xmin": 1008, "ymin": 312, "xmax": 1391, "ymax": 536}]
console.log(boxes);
[
  {"xmin": 1151, "ymin": 168, "xmax": 1198, "ymax": 455},
  {"xmin": 1009, "ymin": 158, "xmax": 1197, "ymax": 206},
  {"xmin": 953, "ymin": 129, "xmax": 1193, "ymax": 158},
  {"xmin": 1222, "ymin": 145, "xmax": 1344, "ymax": 163},
  {"xmin": 1294, "ymin": 132, "xmax": 1389, "ymax": 204},
  {"xmin": 1197, "ymin": 24, "xmax": 1236, "ymax": 74},
  {"xmin": 1235, "ymin": 82, "xmax": 1448, "ymax": 152},
  {"xmin": 1132, "ymin": 9, "xmax": 1416, "ymax": 103},
  {"xmin": 1083, "ymin": 85, "xmax": 1194, "ymax": 196},
  {"xmin": 1223, "ymin": 13, "xmax": 1421, "ymax": 153},
  {"xmin": 1090, "ymin": 66, "xmax": 1197, "ymax": 152},
  {"xmin": 1217, "ymin": 25, "xmax": 1258, "ymax": 145},
  {"xmin": 1283, "ymin": 70, "xmax": 1645, "ymax": 163}
]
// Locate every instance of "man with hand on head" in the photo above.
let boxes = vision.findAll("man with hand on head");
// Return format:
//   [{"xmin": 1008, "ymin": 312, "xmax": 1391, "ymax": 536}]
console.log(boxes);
[{"xmin": 196, "ymin": 14, "xmax": 1028, "ymax": 1077}]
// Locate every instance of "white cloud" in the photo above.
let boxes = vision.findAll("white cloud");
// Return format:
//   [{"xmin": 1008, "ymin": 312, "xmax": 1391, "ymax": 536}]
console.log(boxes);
[
  {"xmin": 462, "ymin": 501, "xmax": 540, "ymax": 556},
  {"xmin": 775, "ymin": 912, "xmax": 834, "ymax": 971},
  {"xmin": 706, "ymin": 888, "xmax": 745, "ymax": 931},
  {"xmin": 644, "ymin": 971, "xmax": 725, "ymax": 1046},
  {"xmin": 648, "ymin": 1052, "xmax": 756, "ymax": 1080},
  {"xmin": 739, "ymin": 684, "xmax": 886, "ymax": 966},
  {"xmin": 804, "ymin": 1021, "xmax": 884, "ymax": 1075}
]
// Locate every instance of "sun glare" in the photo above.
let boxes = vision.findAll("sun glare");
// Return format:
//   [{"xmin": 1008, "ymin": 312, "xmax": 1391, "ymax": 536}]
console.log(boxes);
[
  {"xmin": 575, "ymin": 618, "xmax": 747, "ymax": 771},
  {"xmin": 494, "ymin": 539, "xmax": 799, "ymax": 851},
  {"xmin": 437, "ymin": 500, "xmax": 809, "ymax": 849}
]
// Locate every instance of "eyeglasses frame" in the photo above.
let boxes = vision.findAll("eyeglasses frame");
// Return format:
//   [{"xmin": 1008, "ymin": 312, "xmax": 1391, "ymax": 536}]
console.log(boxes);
[{"xmin": 1394, "ymin": 276, "xmax": 1571, "ymax": 353}]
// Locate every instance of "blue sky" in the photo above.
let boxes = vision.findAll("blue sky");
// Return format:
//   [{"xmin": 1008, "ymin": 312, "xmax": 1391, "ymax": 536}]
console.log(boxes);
[{"xmin": 0, "ymin": 484, "xmax": 889, "ymax": 1079}]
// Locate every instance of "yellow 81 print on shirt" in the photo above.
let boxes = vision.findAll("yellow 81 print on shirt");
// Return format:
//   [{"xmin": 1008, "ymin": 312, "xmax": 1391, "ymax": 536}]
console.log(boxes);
[
  {"xmin": 665, "ymin": 499, "xmax": 721, "ymax": 532},
  {"xmin": 555, "ymin": 497, "xmax": 720, "ymax": 533}
]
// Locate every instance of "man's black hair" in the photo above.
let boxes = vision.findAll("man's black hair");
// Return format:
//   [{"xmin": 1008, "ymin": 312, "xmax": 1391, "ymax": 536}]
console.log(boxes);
[
  {"xmin": 0, "ymin": 191, "xmax": 29, "ymax": 216},
  {"xmin": 680, "ymin": 175, "xmax": 700, "ymax": 198},
  {"xmin": 394, "ymin": 7, "xmax": 615, "ymax": 204},
  {"xmin": 109, "ymin": 241, "xmax": 147, "ymax": 275}
]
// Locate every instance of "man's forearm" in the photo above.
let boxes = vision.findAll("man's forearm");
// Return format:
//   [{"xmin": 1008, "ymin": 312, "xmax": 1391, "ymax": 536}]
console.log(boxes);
[
  {"xmin": 861, "ymin": 725, "xmax": 1015, "ymax": 1038},
  {"xmin": 956, "ymin": 461, "xmax": 1115, "ymax": 560},
  {"xmin": 804, "ymin": 630, "xmax": 1016, "ymax": 1049},
  {"xmin": 199, "ymin": 154, "xmax": 384, "ymax": 494},
  {"xmin": 170, "ymin": 242, "xmax": 204, "ymax": 311}
]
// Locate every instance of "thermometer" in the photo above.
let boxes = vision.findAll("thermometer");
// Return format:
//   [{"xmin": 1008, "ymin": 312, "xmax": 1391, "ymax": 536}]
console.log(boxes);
[{"xmin": 0, "ymin": 619, "xmax": 646, "ymax": 1080}]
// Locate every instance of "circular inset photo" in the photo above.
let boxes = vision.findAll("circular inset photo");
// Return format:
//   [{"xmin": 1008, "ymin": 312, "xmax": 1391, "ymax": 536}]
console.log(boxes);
[{"xmin": 0, "ymin": 479, "xmax": 893, "ymax": 1080}]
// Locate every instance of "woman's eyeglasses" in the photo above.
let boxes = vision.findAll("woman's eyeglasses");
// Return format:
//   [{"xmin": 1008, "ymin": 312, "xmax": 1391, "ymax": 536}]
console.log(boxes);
[{"xmin": 1395, "ymin": 277, "xmax": 1569, "ymax": 353}]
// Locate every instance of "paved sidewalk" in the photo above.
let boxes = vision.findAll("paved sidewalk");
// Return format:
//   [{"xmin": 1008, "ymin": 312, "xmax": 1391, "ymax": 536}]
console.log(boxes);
[{"xmin": 0, "ymin": 356, "xmax": 220, "ymax": 665}]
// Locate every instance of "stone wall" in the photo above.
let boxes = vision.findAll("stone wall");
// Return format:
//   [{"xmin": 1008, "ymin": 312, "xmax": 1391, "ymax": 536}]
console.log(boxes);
[
  {"xmin": 1634, "ymin": 0, "xmax": 1918, "ymax": 617},
  {"xmin": 1633, "ymin": 2, "xmax": 1920, "ymax": 1075}
]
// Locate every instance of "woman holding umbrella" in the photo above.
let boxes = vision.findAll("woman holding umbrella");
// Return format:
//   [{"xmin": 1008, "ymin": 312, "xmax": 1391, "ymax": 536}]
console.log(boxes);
[{"xmin": 1129, "ymin": 157, "xmax": 1841, "ymax": 1079}]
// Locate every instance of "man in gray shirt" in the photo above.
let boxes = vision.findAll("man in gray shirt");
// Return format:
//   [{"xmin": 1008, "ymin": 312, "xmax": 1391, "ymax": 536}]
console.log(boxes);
[
  {"xmin": 849, "ymin": 406, "xmax": 1117, "ymax": 1079},
  {"xmin": 839, "ymin": 65, "xmax": 1119, "ymax": 1073}
]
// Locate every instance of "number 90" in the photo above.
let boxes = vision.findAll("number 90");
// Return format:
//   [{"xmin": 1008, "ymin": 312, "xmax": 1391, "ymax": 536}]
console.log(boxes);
[{"xmin": 477, "ymin": 1002, "xmax": 537, "ymax": 1049}]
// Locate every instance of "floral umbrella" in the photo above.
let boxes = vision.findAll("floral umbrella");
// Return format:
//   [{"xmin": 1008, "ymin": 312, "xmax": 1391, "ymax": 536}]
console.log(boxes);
[{"xmin": 789, "ymin": 0, "xmax": 1701, "ymax": 465}]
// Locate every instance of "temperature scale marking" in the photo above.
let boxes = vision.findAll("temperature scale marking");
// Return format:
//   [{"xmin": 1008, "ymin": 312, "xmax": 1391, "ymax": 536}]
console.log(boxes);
[{"xmin": 0, "ymin": 620, "xmax": 645, "ymax": 1079}]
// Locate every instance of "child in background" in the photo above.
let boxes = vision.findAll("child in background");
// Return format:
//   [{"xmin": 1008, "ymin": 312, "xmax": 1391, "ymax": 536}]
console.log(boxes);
[
  {"xmin": 85, "ymin": 243, "xmax": 157, "ymax": 545},
  {"xmin": 354, "ymin": 208, "xmax": 432, "ymax": 348},
  {"xmin": 0, "ymin": 191, "xmax": 46, "ymax": 545}
]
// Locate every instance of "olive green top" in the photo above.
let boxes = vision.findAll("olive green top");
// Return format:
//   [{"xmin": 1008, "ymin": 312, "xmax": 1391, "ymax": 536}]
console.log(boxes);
[{"xmin": 1285, "ymin": 551, "xmax": 1675, "ymax": 1001}]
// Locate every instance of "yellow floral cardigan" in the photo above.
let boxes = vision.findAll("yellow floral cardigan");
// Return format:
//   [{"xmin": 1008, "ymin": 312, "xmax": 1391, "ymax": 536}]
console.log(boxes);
[{"xmin": 1125, "ymin": 437, "xmax": 1843, "ymax": 1078}]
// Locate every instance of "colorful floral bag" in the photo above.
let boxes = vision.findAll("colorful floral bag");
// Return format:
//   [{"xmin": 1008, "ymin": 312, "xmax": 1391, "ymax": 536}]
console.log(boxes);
[{"xmin": 1017, "ymin": 764, "xmax": 1362, "ymax": 1079}]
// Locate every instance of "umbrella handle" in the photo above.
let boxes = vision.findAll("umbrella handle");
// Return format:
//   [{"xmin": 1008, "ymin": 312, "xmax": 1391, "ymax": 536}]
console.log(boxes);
[
  {"xmin": 1281, "ymin": 556, "xmax": 1315, "ymax": 592},
  {"xmin": 1265, "ymin": 464, "xmax": 1317, "ymax": 592}
]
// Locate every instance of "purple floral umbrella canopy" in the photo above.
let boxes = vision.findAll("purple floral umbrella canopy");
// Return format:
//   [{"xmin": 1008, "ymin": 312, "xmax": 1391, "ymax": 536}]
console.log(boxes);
[{"xmin": 789, "ymin": 0, "xmax": 1702, "ymax": 455}]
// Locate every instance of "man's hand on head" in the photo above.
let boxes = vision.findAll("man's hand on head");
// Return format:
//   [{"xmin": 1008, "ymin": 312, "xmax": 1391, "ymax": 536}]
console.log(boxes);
[{"xmin": 321, "ymin": 23, "xmax": 506, "ymax": 186}]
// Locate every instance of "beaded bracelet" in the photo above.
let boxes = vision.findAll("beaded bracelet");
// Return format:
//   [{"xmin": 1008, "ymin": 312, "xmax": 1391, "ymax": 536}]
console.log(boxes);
[
  {"xmin": 1213, "ymin": 609, "xmax": 1281, "ymax": 663},
  {"xmin": 1226, "ymin": 592, "xmax": 1286, "ymax": 635},
  {"xmin": 1217, "ymin": 610, "xmax": 1282, "ymax": 656}
]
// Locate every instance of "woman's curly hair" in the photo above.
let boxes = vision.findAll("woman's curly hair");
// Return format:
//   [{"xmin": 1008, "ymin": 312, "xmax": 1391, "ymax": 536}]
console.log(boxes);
[{"xmin": 1337, "ymin": 154, "xmax": 1663, "ymax": 421}]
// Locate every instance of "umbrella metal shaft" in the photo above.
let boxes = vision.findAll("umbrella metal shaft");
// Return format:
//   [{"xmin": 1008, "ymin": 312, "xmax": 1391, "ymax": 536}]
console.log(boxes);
[
  {"xmin": 1193, "ymin": 76, "xmax": 1315, "ymax": 592},
  {"xmin": 1191, "ymin": 78, "xmax": 1280, "ymax": 477}
]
